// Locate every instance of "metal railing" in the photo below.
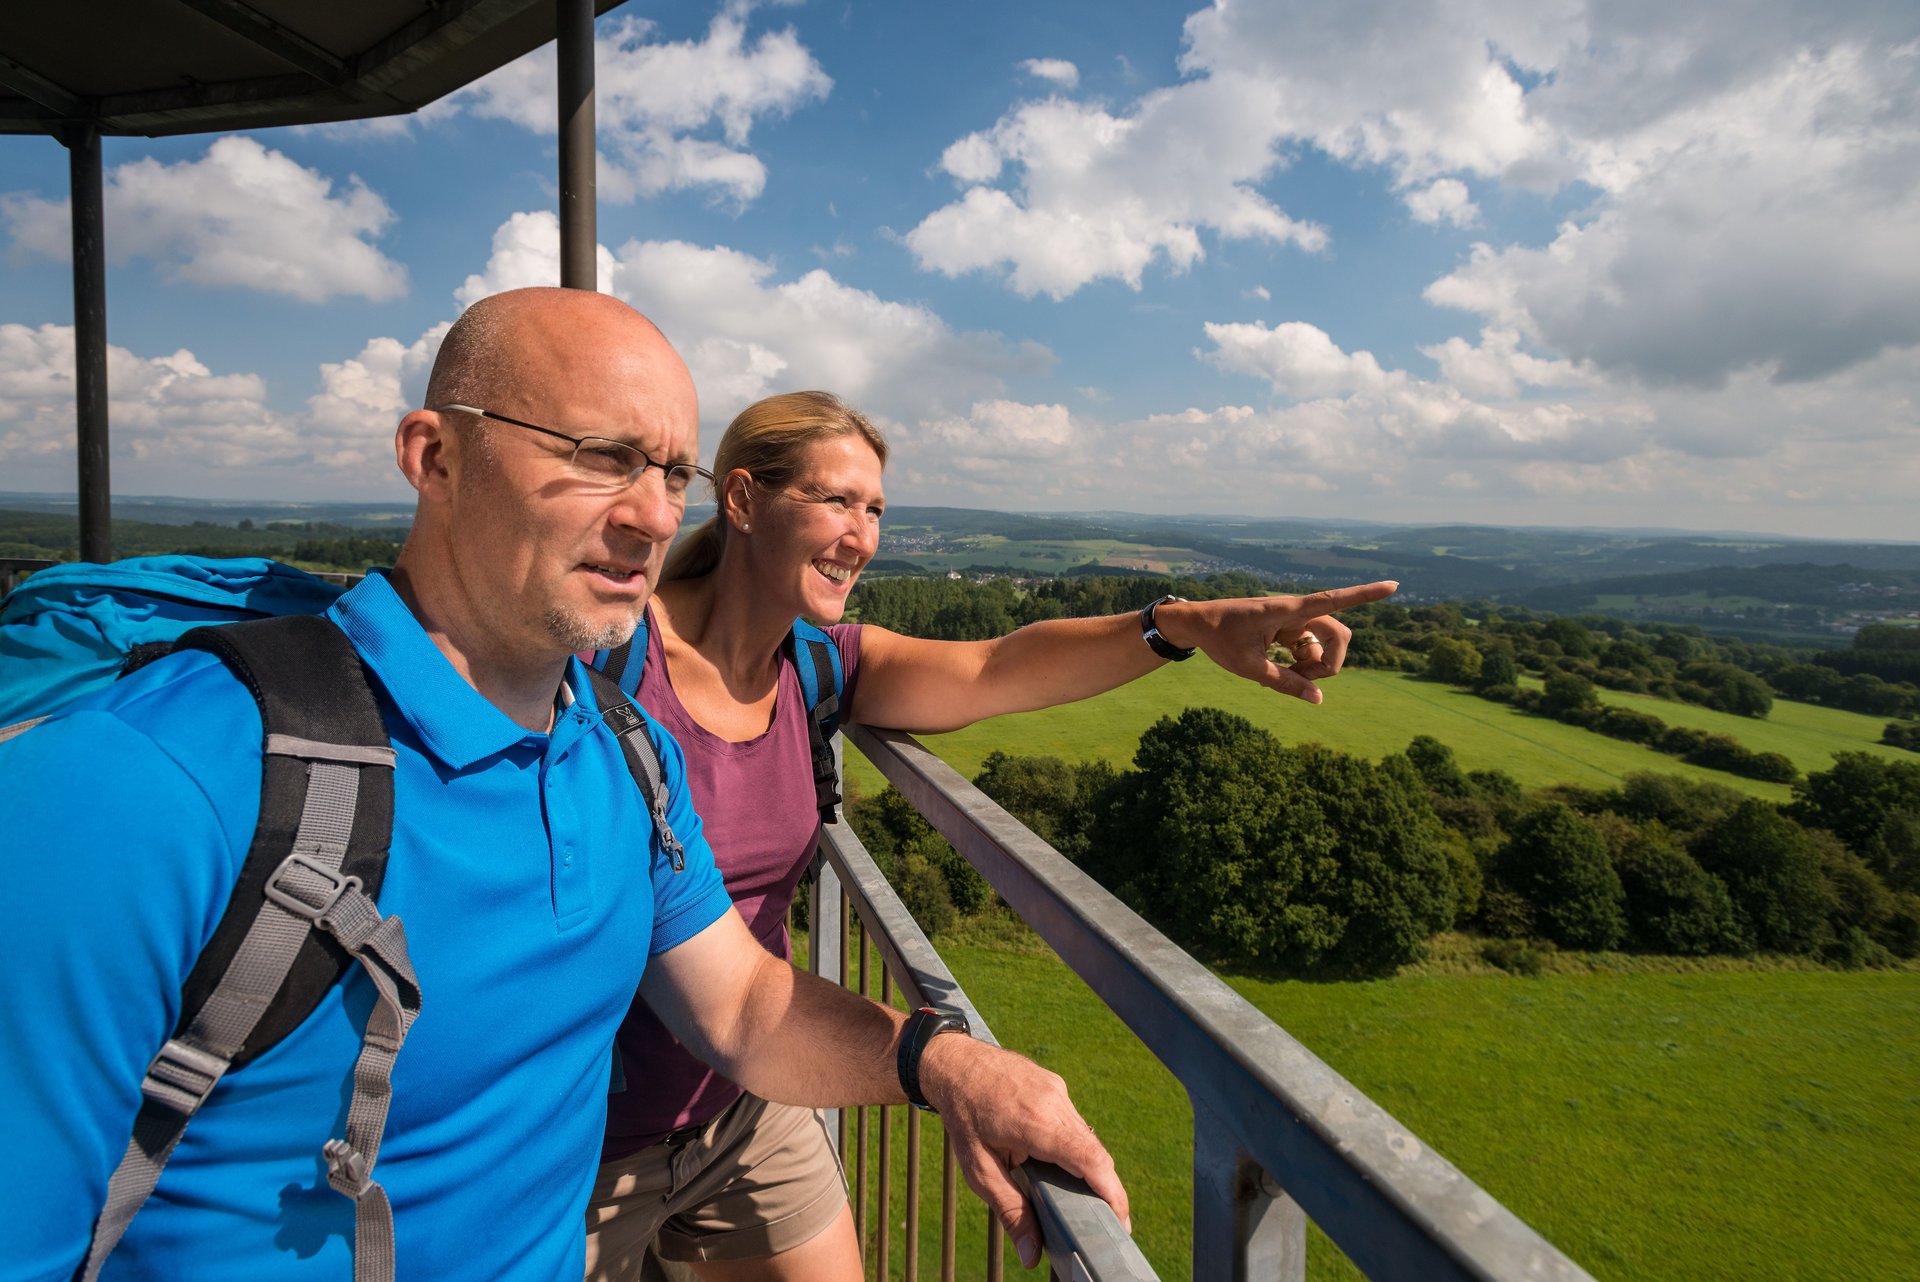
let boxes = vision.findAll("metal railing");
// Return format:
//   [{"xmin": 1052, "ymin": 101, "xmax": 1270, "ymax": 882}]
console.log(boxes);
[
  {"xmin": 0, "ymin": 557, "xmax": 58, "ymax": 594},
  {"xmin": 818, "ymin": 724, "xmax": 1596, "ymax": 1282},
  {"xmin": 810, "ymin": 800, "xmax": 1157, "ymax": 1282}
]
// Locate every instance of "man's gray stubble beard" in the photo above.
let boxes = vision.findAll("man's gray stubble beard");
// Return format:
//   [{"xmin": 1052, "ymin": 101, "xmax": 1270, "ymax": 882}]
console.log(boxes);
[{"xmin": 542, "ymin": 602, "xmax": 645, "ymax": 652}]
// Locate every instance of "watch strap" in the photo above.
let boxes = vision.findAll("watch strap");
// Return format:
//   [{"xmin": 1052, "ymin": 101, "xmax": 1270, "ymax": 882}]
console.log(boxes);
[
  {"xmin": 1140, "ymin": 594, "xmax": 1195, "ymax": 661},
  {"xmin": 898, "ymin": 1006, "xmax": 970, "ymax": 1111}
]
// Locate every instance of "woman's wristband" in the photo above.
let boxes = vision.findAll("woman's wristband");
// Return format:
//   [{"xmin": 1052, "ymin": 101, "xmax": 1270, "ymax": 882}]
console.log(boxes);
[{"xmin": 1140, "ymin": 595, "xmax": 1195, "ymax": 661}]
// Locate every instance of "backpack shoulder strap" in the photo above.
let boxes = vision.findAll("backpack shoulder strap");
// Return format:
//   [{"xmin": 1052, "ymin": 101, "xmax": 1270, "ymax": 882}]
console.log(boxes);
[
  {"xmin": 786, "ymin": 619, "xmax": 845, "ymax": 824},
  {"xmin": 585, "ymin": 665, "xmax": 687, "ymax": 872},
  {"xmin": 591, "ymin": 611, "xmax": 649, "ymax": 698},
  {"xmin": 82, "ymin": 615, "xmax": 421, "ymax": 1282}
]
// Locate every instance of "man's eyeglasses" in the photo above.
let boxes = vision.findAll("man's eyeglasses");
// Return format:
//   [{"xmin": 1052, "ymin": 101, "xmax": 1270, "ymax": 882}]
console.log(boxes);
[{"xmin": 433, "ymin": 404, "xmax": 712, "ymax": 498}]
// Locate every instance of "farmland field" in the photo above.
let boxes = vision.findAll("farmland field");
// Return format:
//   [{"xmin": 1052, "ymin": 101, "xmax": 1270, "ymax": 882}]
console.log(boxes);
[
  {"xmin": 844, "ymin": 664, "xmax": 1902, "ymax": 805},
  {"xmin": 833, "ymin": 940, "xmax": 1920, "ymax": 1281}
]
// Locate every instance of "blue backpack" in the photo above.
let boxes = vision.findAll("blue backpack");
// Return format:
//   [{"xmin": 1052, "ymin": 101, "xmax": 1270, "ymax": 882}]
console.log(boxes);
[
  {"xmin": 0, "ymin": 556, "xmax": 686, "ymax": 1282},
  {"xmin": 589, "ymin": 611, "xmax": 847, "ymax": 823},
  {"xmin": 0, "ymin": 556, "xmax": 344, "ymax": 726}
]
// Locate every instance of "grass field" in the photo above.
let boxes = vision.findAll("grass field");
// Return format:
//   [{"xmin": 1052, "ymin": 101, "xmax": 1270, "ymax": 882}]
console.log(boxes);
[
  {"xmin": 836, "ymin": 940, "xmax": 1920, "ymax": 1281},
  {"xmin": 1586, "ymin": 681, "xmax": 1911, "ymax": 774},
  {"xmin": 827, "ymin": 652, "xmax": 1914, "ymax": 1278},
  {"xmin": 844, "ymin": 665, "xmax": 1903, "ymax": 806}
]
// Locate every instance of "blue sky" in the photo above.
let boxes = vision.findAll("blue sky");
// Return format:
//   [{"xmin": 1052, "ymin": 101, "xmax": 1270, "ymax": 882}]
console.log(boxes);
[{"xmin": 3, "ymin": 0, "xmax": 1917, "ymax": 539}]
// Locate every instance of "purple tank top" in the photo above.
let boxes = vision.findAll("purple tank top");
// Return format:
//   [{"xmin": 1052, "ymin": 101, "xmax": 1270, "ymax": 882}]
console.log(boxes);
[{"xmin": 602, "ymin": 606, "xmax": 863, "ymax": 1159}]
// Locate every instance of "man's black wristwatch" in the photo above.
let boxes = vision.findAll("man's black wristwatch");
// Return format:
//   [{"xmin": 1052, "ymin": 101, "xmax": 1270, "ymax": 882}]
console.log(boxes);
[
  {"xmin": 1140, "ymin": 594, "xmax": 1195, "ymax": 661},
  {"xmin": 898, "ymin": 1006, "xmax": 971, "ymax": 1111}
]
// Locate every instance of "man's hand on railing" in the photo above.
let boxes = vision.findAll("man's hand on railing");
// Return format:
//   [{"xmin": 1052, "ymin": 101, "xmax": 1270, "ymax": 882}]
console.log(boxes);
[
  {"xmin": 919, "ymin": 1034, "xmax": 1131, "ymax": 1270},
  {"xmin": 1153, "ymin": 580, "xmax": 1400, "ymax": 704}
]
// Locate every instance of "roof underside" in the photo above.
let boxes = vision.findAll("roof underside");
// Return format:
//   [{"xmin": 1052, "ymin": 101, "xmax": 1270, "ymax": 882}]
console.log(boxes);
[{"xmin": 0, "ymin": 0, "xmax": 622, "ymax": 138}]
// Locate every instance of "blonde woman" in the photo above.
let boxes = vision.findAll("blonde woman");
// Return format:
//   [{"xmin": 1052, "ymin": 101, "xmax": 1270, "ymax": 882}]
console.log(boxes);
[{"xmin": 585, "ymin": 391, "xmax": 1394, "ymax": 1280}]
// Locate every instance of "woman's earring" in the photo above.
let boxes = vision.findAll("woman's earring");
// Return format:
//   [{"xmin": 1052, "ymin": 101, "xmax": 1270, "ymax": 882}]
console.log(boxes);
[{"xmin": 741, "ymin": 522, "xmax": 751, "ymax": 533}]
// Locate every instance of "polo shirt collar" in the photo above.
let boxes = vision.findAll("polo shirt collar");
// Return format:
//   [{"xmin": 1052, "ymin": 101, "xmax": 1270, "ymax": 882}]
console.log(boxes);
[{"xmin": 327, "ymin": 570, "xmax": 590, "ymax": 769}]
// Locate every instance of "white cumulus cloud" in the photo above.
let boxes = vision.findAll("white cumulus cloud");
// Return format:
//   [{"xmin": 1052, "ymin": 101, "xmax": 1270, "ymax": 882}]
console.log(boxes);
[
  {"xmin": 1167, "ymin": 0, "xmax": 1920, "ymax": 387},
  {"xmin": 1202, "ymin": 321, "xmax": 1393, "ymax": 401},
  {"xmin": 303, "ymin": 327, "xmax": 448, "ymax": 472},
  {"xmin": 0, "ymin": 323, "xmax": 300, "ymax": 480},
  {"xmin": 920, "ymin": 400, "xmax": 1078, "ymax": 462},
  {"xmin": 456, "ymin": 12, "xmax": 830, "ymax": 206},
  {"xmin": 1166, "ymin": 314, "xmax": 1920, "ymax": 536},
  {"xmin": 1425, "ymin": 36, "xmax": 1920, "ymax": 386},
  {"xmin": 907, "ymin": 85, "xmax": 1327, "ymax": 298},
  {"xmin": 447, "ymin": 210, "xmax": 1051, "ymax": 442},
  {"xmin": 0, "ymin": 136, "xmax": 405, "ymax": 303},
  {"xmin": 1020, "ymin": 58, "xmax": 1080, "ymax": 89},
  {"xmin": 0, "ymin": 318, "xmax": 452, "ymax": 496},
  {"xmin": 1405, "ymin": 178, "xmax": 1479, "ymax": 228}
]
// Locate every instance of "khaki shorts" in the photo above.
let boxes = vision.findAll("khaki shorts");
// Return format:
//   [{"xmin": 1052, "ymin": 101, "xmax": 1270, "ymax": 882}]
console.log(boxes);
[{"xmin": 583, "ymin": 1094, "xmax": 848, "ymax": 1279}]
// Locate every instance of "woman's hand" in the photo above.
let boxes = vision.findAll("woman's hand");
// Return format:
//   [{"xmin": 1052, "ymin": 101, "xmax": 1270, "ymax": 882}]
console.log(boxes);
[{"xmin": 1154, "ymin": 581, "xmax": 1399, "ymax": 703}]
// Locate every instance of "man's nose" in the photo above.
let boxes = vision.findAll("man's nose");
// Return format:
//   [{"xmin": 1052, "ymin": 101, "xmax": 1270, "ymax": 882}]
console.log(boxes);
[{"xmin": 606, "ymin": 470, "xmax": 683, "ymax": 544}]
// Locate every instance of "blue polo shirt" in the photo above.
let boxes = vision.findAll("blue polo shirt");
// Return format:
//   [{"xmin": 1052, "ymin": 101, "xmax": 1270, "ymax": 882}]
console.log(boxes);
[{"xmin": 0, "ymin": 572, "xmax": 732, "ymax": 1282}]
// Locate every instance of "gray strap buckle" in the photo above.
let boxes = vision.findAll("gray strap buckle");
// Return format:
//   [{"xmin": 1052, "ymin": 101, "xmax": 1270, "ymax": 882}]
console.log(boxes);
[
  {"xmin": 140, "ymin": 1038, "xmax": 230, "ymax": 1115},
  {"xmin": 323, "ymin": 1138, "xmax": 373, "ymax": 1196},
  {"xmin": 265, "ymin": 853, "xmax": 362, "ymax": 924}
]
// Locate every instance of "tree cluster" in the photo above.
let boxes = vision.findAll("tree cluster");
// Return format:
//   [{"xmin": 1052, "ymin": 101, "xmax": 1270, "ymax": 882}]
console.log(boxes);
[
  {"xmin": 1504, "ymin": 670, "xmax": 1798, "ymax": 783},
  {"xmin": 847, "ymin": 721, "xmax": 1920, "ymax": 975},
  {"xmin": 1446, "ymin": 745, "xmax": 1920, "ymax": 965},
  {"xmin": 1340, "ymin": 600, "xmax": 1920, "ymax": 720}
]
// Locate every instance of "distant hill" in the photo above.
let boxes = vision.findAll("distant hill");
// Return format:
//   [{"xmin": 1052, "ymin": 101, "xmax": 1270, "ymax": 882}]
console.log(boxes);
[
  {"xmin": 5, "ymin": 495, "xmax": 1915, "ymax": 640},
  {"xmin": 0, "ymin": 492, "xmax": 415, "ymax": 529}
]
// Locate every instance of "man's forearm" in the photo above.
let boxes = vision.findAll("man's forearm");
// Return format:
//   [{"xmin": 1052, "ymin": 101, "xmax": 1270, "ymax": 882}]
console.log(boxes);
[
  {"xmin": 710, "ymin": 955, "xmax": 911, "ymax": 1106},
  {"xmin": 641, "ymin": 923, "xmax": 912, "ymax": 1107},
  {"xmin": 642, "ymin": 912, "xmax": 1129, "ymax": 1265}
]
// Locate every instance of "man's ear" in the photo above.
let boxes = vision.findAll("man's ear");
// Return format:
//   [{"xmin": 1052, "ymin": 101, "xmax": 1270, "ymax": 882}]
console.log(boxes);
[{"xmin": 396, "ymin": 409, "xmax": 455, "ymax": 497}]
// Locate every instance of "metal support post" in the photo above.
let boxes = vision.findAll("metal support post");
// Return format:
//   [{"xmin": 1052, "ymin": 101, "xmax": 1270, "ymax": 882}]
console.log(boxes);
[
  {"xmin": 555, "ymin": 0, "xmax": 596, "ymax": 289},
  {"xmin": 67, "ymin": 126, "xmax": 111, "ymax": 562},
  {"xmin": 1193, "ymin": 1102, "xmax": 1305, "ymax": 1282}
]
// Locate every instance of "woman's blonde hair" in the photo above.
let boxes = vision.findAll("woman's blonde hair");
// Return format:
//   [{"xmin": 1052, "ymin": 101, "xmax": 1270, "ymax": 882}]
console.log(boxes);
[{"xmin": 663, "ymin": 390, "xmax": 889, "ymax": 583}]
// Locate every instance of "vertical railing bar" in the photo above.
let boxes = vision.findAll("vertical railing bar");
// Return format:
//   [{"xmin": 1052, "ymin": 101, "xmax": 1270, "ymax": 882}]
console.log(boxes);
[
  {"xmin": 878, "ymin": 968, "xmax": 894, "ymax": 1282},
  {"xmin": 1194, "ymin": 1097, "xmax": 1306, "ymax": 1282},
  {"xmin": 809, "ymin": 842, "xmax": 845, "ymax": 1148},
  {"xmin": 905, "ymin": 1106, "xmax": 922, "ymax": 1282},
  {"xmin": 855, "ymin": 921, "xmax": 870, "ymax": 1256},
  {"xmin": 819, "ymin": 820, "xmax": 1160, "ymax": 1281},
  {"xmin": 941, "ymin": 1130, "xmax": 958, "ymax": 1282},
  {"xmin": 838, "ymin": 882, "xmax": 850, "ymax": 1155}
]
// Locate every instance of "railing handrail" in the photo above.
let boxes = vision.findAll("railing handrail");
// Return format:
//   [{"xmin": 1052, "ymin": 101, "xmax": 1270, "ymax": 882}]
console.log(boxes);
[
  {"xmin": 816, "ymin": 812, "xmax": 1159, "ymax": 1280},
  {"xmin": 849, "ymin": 723, "xmax": 1595, "ymax": 1282},
  {"xmin": 0, "ymin": 557, "xmax": 58, "ymax": 595}
]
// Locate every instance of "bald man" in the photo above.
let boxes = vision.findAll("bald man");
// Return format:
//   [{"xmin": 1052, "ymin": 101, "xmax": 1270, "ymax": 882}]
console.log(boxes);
[{"xmin": 0, "ymin": 289, "xmax": 1123, "ymax": 1282}]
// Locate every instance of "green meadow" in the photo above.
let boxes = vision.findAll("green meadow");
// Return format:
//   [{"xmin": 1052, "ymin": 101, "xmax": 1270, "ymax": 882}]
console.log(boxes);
[
  {"xmin": 833, "ymin": 942, "xmax": 1920, "ymax": 1281},
  {"xmin": 844, "ymin": 664, "xmax": 1904, "ymax": 805},
  {"xmin": 1584, "ymin": 680, "xmax": 1911, "ymax": 774},
  {"xmin": 833, "ymin": 660, "xmax": 1915, "ymax": 1278}
]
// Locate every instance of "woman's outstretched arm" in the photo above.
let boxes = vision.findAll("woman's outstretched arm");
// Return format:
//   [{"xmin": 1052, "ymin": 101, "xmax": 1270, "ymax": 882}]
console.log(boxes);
[{"xmin": 850, "ymin": 580, "xmax": 1398, "ymax": 733}]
